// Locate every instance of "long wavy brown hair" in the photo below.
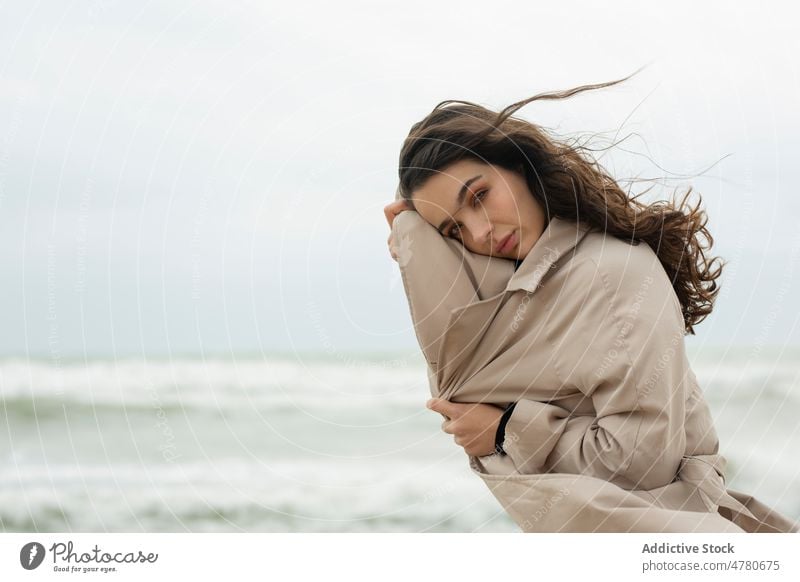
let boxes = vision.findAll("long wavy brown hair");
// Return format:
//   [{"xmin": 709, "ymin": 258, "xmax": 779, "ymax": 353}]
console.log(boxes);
[{"xmin": 397, "ymin": 71, "xmax": 725, "ymax": 335}]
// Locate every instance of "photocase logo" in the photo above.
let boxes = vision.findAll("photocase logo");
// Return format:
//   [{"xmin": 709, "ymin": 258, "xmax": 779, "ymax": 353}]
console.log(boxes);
[
  {"xmin": 16, "ymin": 540, "xmax": 158, "ymax": 574},
  {"xmin": 19, "ymin": 542, "xmax": 46, "ymax": 570}
]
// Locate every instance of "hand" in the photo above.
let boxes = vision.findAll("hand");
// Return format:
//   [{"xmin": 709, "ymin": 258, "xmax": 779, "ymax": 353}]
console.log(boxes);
[
  {"xmin": 426, "ymin": 397, "xmax": 505, "ymax": 457},
  {"xmin": 384, "ymin": 199, "xmax": 412, "ymax": 261}
]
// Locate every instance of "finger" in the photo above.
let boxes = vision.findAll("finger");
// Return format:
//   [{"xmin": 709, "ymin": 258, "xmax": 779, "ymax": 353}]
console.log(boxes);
[
  {"xmin": 383, "ymin": 204, "xmax": 395, "ymax": 227},
  {"xmin": 388, "ymin": 199, "xmax": 410, "ymax": 213},
  {"xmin": 383, "ymin": 200, "xmax": 411, "ymax": 228},
  {"xmin": 427, "ymin": 398, "xmax": 461, "ymax": 419},
  {"xmin": 384, "ymin": 201, "xmax": 404, "ymax": 227}
]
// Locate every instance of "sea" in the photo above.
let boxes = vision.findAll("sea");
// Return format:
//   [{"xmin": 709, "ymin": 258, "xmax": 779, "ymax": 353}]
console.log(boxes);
[{"xmin": 1, "ymin": 346, "xmax": 799, "ymax": 532}]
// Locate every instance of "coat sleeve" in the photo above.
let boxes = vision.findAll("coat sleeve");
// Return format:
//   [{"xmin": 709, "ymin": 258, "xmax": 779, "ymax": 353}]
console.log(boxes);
[{"xmin": 501, "ymin": 253, "xmax": 689, "ymax": 491}]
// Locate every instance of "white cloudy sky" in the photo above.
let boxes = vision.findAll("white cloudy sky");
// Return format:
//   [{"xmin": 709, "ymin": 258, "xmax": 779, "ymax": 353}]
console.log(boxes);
[{"xmin": 1, "ymin": 0, "xmax": 799, "ymax": 356}]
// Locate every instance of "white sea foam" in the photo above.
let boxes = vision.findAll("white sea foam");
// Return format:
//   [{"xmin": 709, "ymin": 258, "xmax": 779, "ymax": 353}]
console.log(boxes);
[{"xmin": 1, "ymin": 350, "xmax": 798, "ymax": 532}]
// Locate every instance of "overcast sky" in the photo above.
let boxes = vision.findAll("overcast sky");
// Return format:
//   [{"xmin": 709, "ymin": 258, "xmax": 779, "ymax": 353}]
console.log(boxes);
[{"xmin": 1, "ymin": 0, "xmax": 799, "ymax": 357}]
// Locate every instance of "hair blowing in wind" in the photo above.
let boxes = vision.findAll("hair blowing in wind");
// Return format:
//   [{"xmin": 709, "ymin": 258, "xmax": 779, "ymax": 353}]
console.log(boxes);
[{"xmin": 398, "ymin": 68, "xmax": 725, "ymax": 335}]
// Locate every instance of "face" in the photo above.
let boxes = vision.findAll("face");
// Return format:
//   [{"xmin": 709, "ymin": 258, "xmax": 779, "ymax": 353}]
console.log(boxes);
[{"xmin": 411, "ymin": 159, "xmax": 547, "ymax": 260}]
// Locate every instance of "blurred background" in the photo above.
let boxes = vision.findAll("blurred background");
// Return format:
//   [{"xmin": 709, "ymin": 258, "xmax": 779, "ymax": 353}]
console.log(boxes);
[{"xmin": 1, "ymin": 0, "xmax": 798, "ymax": 531}]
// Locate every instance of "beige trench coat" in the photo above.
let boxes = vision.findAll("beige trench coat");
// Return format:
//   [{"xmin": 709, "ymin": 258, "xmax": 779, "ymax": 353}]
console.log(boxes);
[{"xmin": 391, "ymin": 207, "xmax": 798, "ymax": 533}]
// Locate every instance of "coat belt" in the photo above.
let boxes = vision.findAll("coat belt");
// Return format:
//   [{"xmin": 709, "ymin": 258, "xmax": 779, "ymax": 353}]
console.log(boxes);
[{"xmin": 677, "ymin": 454, "xmax": 773, "ymax": 531}]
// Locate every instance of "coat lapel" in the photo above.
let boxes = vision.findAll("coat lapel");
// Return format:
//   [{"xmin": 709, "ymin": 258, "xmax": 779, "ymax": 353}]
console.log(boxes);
[{"xmin": 505, "ymin": 216, "xmax": 594, "ymax": 293}]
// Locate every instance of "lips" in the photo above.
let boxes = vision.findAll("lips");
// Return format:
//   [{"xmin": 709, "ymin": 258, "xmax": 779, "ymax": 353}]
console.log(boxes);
[{"xmin": 496, "ymin": 231, "xmax": 516, "ymax": 254}]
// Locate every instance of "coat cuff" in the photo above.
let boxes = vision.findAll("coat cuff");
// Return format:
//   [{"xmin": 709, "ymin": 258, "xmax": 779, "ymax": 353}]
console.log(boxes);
[
  {"xmin": 501, "ymin": 398, "xmax": 570, "ymax": 473},
  {"xmin": 493, "ymin": 402, "xmax": 518, "ymax": 455}
]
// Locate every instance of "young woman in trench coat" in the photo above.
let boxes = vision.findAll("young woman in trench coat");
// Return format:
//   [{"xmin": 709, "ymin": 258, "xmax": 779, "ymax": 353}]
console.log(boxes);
[{"xmin": 384, "ymin": 74, "xmax": 798, "ymax": 533}]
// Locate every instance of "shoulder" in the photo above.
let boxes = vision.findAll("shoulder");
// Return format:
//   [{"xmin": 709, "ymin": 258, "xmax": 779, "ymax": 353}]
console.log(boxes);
[
  {"xmin": 573, "ymin": 230, "xmax": 683, "ymax": 325},
  {"xmin": 546, "ymin": 230, "xmax": 687, "ymax": 393},
  {"xmin": 576, "ymin": 231, "xmax": 670, "ymax": 293},
  {"xmin": 578, "ymin": 230, "xmax": 660, "ymax": 278}
]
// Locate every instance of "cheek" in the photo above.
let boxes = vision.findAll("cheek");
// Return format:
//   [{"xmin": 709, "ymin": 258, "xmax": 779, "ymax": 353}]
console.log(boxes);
[
  {"xmin": 483, "ymin": 194, "xmax": 512, "ymax": 221},
  {"xmin": 515, "ymin": 196, "xmax": 541, "ymax": 227},
  {"xmin": 498, "ymin": 199, "xmax": 525, "ymax": 224}
]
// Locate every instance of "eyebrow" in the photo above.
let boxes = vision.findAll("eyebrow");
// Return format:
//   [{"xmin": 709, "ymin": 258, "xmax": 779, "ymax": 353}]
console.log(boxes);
[{"xmin": 436, "ymin": 175, "xmax": 482, "ymax": 234}]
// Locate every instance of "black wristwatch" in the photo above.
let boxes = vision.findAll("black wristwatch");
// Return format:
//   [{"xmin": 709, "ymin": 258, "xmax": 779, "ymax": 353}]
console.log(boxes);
[{"xmin": 494, "ymin": 402, "xmax": 518, "ymax": 456}]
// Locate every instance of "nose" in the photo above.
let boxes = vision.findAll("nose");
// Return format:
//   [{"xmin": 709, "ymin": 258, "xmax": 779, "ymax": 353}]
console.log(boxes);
[{"xmin": 463, "ymin": 215, "xmax": 492, "ymax": 246}]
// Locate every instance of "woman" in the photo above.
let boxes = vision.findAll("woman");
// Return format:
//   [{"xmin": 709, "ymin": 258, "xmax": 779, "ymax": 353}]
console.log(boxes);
[{"xmin": 384, "ymin": 73, "xmax": 798, "ymax": 533}]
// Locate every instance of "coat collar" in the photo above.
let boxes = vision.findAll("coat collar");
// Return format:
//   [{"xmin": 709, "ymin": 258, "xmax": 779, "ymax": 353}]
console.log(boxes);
[{"xmin": 505, "ymin": 216, "xmax": 593, "ymax": 294}]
